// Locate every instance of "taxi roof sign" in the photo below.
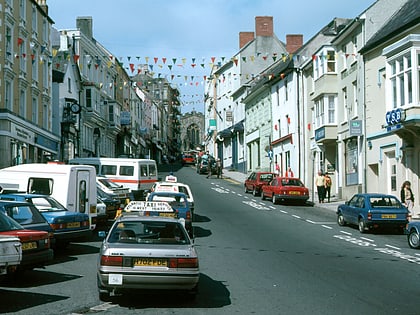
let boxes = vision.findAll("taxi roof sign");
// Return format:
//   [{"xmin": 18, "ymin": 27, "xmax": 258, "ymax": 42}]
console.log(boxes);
[
  {"xmin": 165, "ymin": 175, "xmax": 177, "ymax": 182},
  {"xmin": 124, "ymin": 201, "xmax": 174, "ymax": 213}
]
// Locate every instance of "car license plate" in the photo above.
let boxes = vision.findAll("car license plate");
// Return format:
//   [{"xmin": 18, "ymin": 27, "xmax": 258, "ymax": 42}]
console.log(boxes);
[
  {"xmin": 67, "ymin": 222, "xmax": 81, "ymax": 228},
  {"xmin": 134, "ymin": 258, "xmax": 168, "ymax": 267},
  {"xmin": 289, "ymin": 191, "xmax": 300, "ymax": 195},
  {"xmin": 381, "ymin": 214, "xmax": 397, "ymax": 219},
  {"xmin": 108, "ymin": 273, "xmax": 123, "ymax": 285},
  {"xmin": 159, "ymin": 213, "xmax": 176, "ymax": 217},
  {"xmin": 22, "ymin": 242, "xmax": 37, "ymax": 251}
]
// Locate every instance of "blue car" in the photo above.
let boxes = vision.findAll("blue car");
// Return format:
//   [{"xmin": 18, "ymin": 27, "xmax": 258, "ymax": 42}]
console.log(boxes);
[
  {"xmin": 0, "ymin": 193, "xmax": 91, "ymax": 247},
  {"xmin": 146, "ymin": 191, "xmax": 192, "ymax": 236},
  {"xmin": 336, "ymin": 193, "xmax": 409, "ymax": 233},
  {"xmin": 406, "ymin": 221, "xmax": 420, "ymax": 249}
]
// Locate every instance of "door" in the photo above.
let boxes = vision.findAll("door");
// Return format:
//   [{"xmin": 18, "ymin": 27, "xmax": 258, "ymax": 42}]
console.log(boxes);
[{"xmin": 76, "ymin": 170, "xmax": 96, "ymax": 227}]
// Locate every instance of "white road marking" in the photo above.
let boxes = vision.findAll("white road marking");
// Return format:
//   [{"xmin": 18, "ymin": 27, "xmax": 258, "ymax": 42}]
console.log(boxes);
[
  {"xmin": 242, "ymin": 200, "xmax": 271, "ymax": 211},
  {"xmin": 280, "ymin": 210, "xmax": 288, "ymax": 214},
  {"xmin": 306, "ymin": 219, "xmax": 316, "ymax": 224},
  {"xmin": 385, "ymin": 244, "xmax": 401, "ymax": 250},
  {"xmin": 292, "ymin": 215, "xmax": 301, "ymax": 219},
  {"xmin": 360, "ymin": 237, "xmax": 374, "ymax": 242},
  {"xmin": 340, "ymin": 230, "xmax": 353, "ymax": 236},
  {"xmin": 322, "ymin": 225, "xmax": 333, "ymax": 229}
]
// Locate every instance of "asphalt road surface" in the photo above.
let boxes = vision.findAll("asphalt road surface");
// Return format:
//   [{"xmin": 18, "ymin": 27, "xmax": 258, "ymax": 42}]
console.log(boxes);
[{"xmin": 1, "ymin": 163, "xmax": 419, "ymax": 315}]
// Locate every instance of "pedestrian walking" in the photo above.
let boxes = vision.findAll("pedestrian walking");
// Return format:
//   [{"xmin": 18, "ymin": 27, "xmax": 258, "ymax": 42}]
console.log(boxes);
[
  {"xmin": 206, "ymin": 157, "xmax": 213, "ymax": 178},
  {"xmin": 285, "ymin": 166, "xmax": 294, "ymax": 177},
  {"xmin": 400, "ymin": 180, "xmax": 414, "ymax": 212},
  {"xmin": 216, "ymin": 158, "xmax": 223, "ymax": 178},
  {"xmin": 324, "ymin": 173, "xmax": 332, "ymax": 203},
  {"xmin": 275, "ymin": 162, "xmax": 280, "ymax": 176},
  {"xmin": 315, "ymin": 171, "xmax": 326, "ymax": 203}
]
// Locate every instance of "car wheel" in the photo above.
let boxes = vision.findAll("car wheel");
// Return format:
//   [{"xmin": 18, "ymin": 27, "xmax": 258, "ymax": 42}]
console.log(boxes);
[
  {"xmin": 252, "ymin": 188, "xmax": 258, "ymax": 197},
  {"xmin": 337, "ymin": 212, "xmax": 346, "ymax": 226},
  {"xmin": 358, "ymin": 218, "xmax": 367, "ymax": 233},
  {"xmin": 244, "ymin": 185, "xmax": 248, "ymax": 193},
  {"xmin": 261, "ymin": 192, "xmax": 265, "ymax": 200},
  {"xmin": 408, "ymin": 230, "xmax": 420, "ymax": 249},
  {"xmin": 272, "ymin": 195, "xmax": 277, "ymax": 205}
]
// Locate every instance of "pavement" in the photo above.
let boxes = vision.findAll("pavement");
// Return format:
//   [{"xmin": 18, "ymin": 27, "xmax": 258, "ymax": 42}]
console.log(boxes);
[{"xmin": 219, "ymin": 168, "xmax": 343, "ymax": 212}]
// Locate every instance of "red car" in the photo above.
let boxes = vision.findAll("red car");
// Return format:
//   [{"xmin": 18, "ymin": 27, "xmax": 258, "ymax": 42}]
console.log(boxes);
[
  {"xmin": 182, "ymin": 154, "xmax": 195, "ymax": 166},
  {"xmin": 261, "ymin": 177, "xmax": 309, "ymax": 205},
  {"xmin": 244, "ymin": 172, "xmax": 276, "ymax": 196},
  {"xmin": 0, "ymin": 211, "xmax": 53, "ymax": 271}
]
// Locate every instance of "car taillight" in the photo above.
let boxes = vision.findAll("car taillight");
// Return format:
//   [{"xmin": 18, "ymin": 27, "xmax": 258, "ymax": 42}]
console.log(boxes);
[
  {"xmin": 186, "ymin": 211, "xmax": 191, "ymax": 221},
  {"xmin": 367, "ymin": 212, "xmax": 372, "ymax": 220},
  {"xmin": 101, "ymin": 255, "xmax": 123, "ymax": 266},
  {"xmin": 82, "ymin": 220, "xmax": 89, "ymax": 227},
  {"xmin": 51, "ymin": 223, "xmax": 65, "ymax": 230},
  {"xmin": 169, "ymin": 258, "xmax": 198, "ymax": 268}
]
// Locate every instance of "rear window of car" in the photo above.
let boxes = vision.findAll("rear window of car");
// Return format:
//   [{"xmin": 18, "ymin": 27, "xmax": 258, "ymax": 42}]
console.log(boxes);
[
  {"xmin": 109, "ymin": 221, "xmax": 189, "ymax": 245},
  {"xmin": 5, "ymin": 205, "xmax": 46, "ymax": 225},
  {"xmin": 370, "ymin": 197, "xmax": 402, "ymax": 208},
  {"xmin": 260, "ymin": 174, "xmax": 274, "ymax": 181}
]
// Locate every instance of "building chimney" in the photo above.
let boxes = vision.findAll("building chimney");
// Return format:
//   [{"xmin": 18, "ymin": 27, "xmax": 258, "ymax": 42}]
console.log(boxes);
[
  {"xmin": 255, "ymin": 16, "xmax": 273, "ymax": 37},
  {"xmin": 239, "ymin": 31, "xmax": 255, "ymax": 49},
  {"xmin": 76, "ymin": 16, "xmax": 93, "ymax": 40},
  {"xmin": 286, "ymin": 34, "xmax": 303, "ymax": 54},
  {"xmin": 35, "ymin": 0, "xmax": 48, "ymax": 15}
]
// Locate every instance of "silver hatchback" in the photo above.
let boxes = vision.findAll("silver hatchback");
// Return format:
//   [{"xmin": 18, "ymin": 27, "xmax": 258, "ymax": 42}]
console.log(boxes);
[{"xmin": 97, "ymin": 213, "xmax": 199, "ymax": 301}]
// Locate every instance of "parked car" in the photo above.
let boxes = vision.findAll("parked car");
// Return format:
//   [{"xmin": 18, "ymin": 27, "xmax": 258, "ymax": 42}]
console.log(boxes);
[
  {"xmin": 147, "ymin": 191, "xmax": 192, "ymax": 236},
  {"xmin": 97, "ymin": 187, "xmax": 121, "ymax": 220},
  {"xmin": 0, "ymin": 211, "xmax": 53, "ymax": 271},
  {"xmin": 97, "ymin": 212, "xmax": 199, "ymax": 301},
  {"xmin": 0, "ymin": 194, "xmax": 91, "ymax": 247},
  {"xmin": 0, "ymin": 235, "xmax": 22, "ymax": 276},
  {"xmin": 405, "ymin": 221, "xmax": 420, "ymax": 249},
  {"xmin": 244, "ymin": 172, "xmax": 276, "ymax": 196},
  {"xmin": 97, "ymin": 176, "xmax": 131, "ymax": 204},
  {"xmin": 0, "ymin": 200, "xmax": 54, "ymax": 244},
  {"xmin": 261, "ymin": 177, "xmax": 310, "ymax": 205},
  {"xmin": 336, "ymin": 193, "xmax": 410, "ymax": 233},
  {"xmin": 181, "ymin": 153, "xmax": 195, "ymax": 166},
  {"xmin": 196, "ymin": 158, "xmax": 217, "ymax": 175}
]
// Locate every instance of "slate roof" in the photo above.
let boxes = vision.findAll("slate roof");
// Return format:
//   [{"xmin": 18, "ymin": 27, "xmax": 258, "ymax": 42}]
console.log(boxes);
[{"xmin": 361, "ymin": 0, "xmax": 420, "ymax": 53}]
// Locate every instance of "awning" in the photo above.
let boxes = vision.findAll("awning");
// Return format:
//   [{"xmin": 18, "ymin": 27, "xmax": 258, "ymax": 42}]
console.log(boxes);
[{"xmin": 232, "ymin": 120, "xmax": 244, "ymax": 132}]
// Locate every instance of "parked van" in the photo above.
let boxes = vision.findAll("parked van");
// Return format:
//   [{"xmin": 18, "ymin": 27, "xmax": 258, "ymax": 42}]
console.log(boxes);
[
  {"xmin": 69, "ymin": 158, "xmax": 158, "ymax": 200},
  {"xmin": 0, "ymin": 164, "xmax": 97, "ymax": 230}
]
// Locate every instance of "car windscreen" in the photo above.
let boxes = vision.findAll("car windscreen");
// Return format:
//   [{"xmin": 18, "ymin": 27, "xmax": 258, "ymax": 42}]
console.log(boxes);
[
  {"xmin": 108, "ymin": 221, "xmax": 189, "ymax": 245},
  {"xmin": 0, "ymin": 212, "xmax": 24, "ymax": 231}
]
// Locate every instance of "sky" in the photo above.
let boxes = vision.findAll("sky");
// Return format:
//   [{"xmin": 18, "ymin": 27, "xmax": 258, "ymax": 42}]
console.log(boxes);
[{"xmin": 46, "ymin": 0, "xmax": 376, "ymax": 114}]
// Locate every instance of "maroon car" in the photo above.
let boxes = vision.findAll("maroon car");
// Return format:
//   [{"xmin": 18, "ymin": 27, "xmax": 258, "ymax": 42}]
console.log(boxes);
[
  {"xmin": 0, "ymin": 211, "xmax": 53, "ymax": 272},
  {"xmin": 244, "ymin": 172, "xmax": 276, "ymax": 196},
  {"xmin": 261, "ymin": 177, "xmax": 309, "ymax": 205}
]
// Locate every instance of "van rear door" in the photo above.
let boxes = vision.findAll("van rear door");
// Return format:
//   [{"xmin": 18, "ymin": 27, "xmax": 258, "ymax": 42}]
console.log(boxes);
[{"xmin": 76, "ymin": 170, "xmax": 97, "ymax": 229}]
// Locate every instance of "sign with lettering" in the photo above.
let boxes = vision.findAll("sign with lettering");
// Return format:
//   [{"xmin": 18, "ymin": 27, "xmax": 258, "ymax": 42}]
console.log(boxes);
[
  {"xmin": 350, "ymin": 120, "xmax": 362, "ymax": 136},
  {"xmin": 385, "ymin": 108, "xmax": 405, "ymax": 125}
]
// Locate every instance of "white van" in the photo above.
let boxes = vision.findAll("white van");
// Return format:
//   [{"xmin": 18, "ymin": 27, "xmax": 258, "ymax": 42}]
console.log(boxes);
[
  {"xmin": 0, "ymin": 163, "xmax": 98, "ymax": 230},
  {"xmin": 69, "ymin": 158, "xmax": 158, "ymax": 200}
]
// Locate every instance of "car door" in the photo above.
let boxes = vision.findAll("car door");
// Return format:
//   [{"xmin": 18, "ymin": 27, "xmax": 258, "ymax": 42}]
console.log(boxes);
[
  {"xmin": 245, "ymin": 172, "xmax": 255, "ymax": 191},
  {"xmin": 343, "ymin": 195, "xmax": 359, "ymax": 224},
  {"xmin": 348, "ymin": 195, "xmax": 365, "ymax": 224}
]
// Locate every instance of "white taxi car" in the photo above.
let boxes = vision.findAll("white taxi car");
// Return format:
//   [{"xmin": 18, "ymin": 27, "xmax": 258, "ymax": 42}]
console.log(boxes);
[
  {"xmin": 97, "ymin": 201, "xmax": 199, "ymax": 301},
  {"xmin": 148, "ymin": 178, "xmax": 195, "ymax": 214}
]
